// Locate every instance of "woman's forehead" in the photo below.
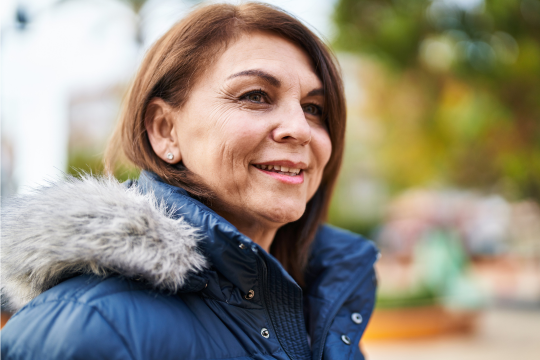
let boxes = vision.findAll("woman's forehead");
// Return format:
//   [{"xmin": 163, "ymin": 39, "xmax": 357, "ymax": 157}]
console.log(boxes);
[{"xmin": 207, "ymin": 32, "xmax": 322, "ymax": 89}]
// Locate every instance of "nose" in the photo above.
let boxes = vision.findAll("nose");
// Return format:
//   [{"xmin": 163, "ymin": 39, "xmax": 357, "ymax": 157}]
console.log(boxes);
[{"xmin": 272, "ymin": 104, "xmax": 311, "ymax": 146}]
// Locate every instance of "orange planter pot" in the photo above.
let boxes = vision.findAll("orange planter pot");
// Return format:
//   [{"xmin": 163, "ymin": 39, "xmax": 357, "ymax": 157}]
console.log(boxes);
[
  {"xmin": 363, "ymin": 306, "xmax": 479, "ymax": 340},
  {"xmin": 1, "ymin": 312, "xmax": 13, "ymax": 329}
]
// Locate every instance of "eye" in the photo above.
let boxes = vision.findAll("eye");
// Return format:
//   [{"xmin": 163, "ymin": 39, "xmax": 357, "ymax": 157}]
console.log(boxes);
[
  {"xmin": 241, "ymin": 89, "xmax": 267, "ymax": 104},
  {"xmin": 248, "ymin": 93, "xmax": 262, "ymax": 102},
  {"xmin": 303, "ymin": 103, "xmax": 322, "ymax": 116}
]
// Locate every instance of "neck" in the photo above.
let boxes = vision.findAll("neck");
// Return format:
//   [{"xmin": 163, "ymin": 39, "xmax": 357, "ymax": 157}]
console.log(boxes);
[
  {"xmin": 215, "ymin": 209, "xmax": 279, "ymax": 253},
  {"xmin": 236, "ymin": 224, "xmax": 278, "ymax": 253}
]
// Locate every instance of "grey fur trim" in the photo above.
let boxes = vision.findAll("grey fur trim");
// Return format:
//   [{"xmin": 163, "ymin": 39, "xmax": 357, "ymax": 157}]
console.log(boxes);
[{"xmin": 1, "ymin": 175, "xmax": 207, "ymax": 311}]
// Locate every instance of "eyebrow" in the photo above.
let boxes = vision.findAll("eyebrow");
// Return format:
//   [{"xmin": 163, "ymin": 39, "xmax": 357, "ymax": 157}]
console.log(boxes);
[
  {"xmin": 307, "ymin": 88, "xmax": 324, "ymax": 97},
  {"xmin": 227, "ymin": 69, "xmax": 281, "ymax": 87},
  {"xmin": 227, "ymin": 69, "xmax": 325, "ymax": 97}
]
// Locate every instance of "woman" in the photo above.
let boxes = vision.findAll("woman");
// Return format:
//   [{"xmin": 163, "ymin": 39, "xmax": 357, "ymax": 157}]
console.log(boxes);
[{"xmin": 1, "ymin": 3, "xmax": 378, "ymax": 360}]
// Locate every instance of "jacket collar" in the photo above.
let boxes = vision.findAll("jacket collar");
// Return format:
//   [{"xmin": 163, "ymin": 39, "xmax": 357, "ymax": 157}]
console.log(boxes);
[{"xmin": 136, "ymin": 170, "xmax": 268, "ymax": 296}]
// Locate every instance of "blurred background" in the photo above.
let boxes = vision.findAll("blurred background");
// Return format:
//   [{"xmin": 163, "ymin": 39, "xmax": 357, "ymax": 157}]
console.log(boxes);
[{"xmin": 1, "ymin": 0, "xmax": 539, "ymax": 358}]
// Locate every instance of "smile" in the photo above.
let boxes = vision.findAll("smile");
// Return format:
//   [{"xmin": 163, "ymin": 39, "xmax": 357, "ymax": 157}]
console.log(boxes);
[
  {"xmin": 253, "ymin": 164, "xmax": 301, "ymax": 176},
  {"xmin": 252, "ymin": 164, "xmax": 305, "ymax": 185}
]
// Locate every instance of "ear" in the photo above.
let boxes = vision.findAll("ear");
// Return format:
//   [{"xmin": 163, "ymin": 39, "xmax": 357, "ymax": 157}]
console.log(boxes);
[{"xmin": 145, "ymin": 98, "xmax": 181, "ymax": 163}]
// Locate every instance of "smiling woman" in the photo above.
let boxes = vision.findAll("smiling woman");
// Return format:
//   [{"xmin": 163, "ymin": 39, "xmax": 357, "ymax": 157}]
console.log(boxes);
[
  {"xmin": 144, "ymin": 31, "xmax": 332, "ymax": 255},
  {"xmin": 1, "ymin": 3, "xmax": 378, "ymax": 360},
  {"xmin": 104, "ymin": 3, "xmax": 351, "ymax": 285}
]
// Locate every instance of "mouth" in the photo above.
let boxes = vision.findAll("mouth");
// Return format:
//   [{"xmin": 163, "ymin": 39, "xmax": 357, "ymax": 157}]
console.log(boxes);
[
  {"xmin": 253, "ymin": 164, "xmax": 302, "ymax": 177},
  {"xmin": 252, "ymin": 163, "xmax": 305, "ymax": 185}
]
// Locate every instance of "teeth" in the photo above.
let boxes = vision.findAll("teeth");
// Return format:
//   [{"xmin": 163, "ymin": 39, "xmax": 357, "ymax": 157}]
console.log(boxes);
[{"xmin": 254, "ymin": 164, "xmax": 302, "ymax": 175}]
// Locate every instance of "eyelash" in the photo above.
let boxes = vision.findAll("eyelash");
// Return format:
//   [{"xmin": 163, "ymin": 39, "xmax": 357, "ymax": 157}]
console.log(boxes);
[
  {"xmin": 239, "ymin": 89, "xmax": 323, "ymax": 115},
  {"xmin": 240, "ymin": 89, "xmax": 267, "ymax": 103}
]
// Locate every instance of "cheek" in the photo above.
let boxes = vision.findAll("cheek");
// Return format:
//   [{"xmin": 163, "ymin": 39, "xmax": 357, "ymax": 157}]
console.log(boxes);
[
  {"xmin": 202, "ymin": 114, "xmax": 270, "ymax": 193},
  {"xmin": 306, "ymin": 128, "xmax": 332, "ymax": 198},
  {"xmin": 313, "ymin": 128, "xmax": 332, "ymax": 172},
  {"xmin": 216, "ymin": 115, "xmax": 268, "ymax": 165},
  {"xmin": 179, "ymin": 106, "xmax": 264, "ymax": 174}
]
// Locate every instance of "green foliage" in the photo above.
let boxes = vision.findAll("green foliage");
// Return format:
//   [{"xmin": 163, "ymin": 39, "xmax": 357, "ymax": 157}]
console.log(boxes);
[
  {"xmin": 333, "ymin": 0, "xmax": 540, "ymax": 202},
  {"xmin": 376, "ymin": 286, "xmax": 438, "ymax": 309},
  {"xmin": 334, "ymin": 0, "xmax": 432, "ymax": 67},
  {"xmin": 67, "ymin": 150, "xmax": 139, "ymax": 182}
]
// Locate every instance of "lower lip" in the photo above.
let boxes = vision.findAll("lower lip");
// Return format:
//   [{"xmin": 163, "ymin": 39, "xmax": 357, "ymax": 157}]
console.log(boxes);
[{"xmin": 253, "ymin": 166, "xmax": 304, "ymax": 185}]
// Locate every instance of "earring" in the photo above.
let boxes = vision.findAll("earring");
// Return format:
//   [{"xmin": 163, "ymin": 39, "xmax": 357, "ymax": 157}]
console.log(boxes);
[{"xmin": 166, "ymin": 153, "xmax": 174, "ymax": 160}]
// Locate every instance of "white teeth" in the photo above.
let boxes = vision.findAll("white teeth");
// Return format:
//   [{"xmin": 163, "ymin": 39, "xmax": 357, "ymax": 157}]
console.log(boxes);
[{"xmin": 254, "ymin": 164, "xmax": 302, "ymax": 175}]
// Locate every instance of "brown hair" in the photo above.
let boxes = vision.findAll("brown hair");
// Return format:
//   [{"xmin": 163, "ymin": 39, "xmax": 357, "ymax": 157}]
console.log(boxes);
[{"xmin": 105, "ymin": 2, "xmax": 346, "ymax": 286}]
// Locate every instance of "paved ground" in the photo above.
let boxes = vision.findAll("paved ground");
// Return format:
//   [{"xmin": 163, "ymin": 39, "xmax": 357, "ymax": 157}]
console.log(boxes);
[{"xmin": 362, "ymin": 308, "xmax": 540, "ymax": 360}]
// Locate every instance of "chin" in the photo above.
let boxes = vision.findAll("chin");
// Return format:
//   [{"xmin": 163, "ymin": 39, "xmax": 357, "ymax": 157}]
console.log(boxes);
[{"xmin": 261, "ymin": 201, "xmax": 306, "ymax": 225}]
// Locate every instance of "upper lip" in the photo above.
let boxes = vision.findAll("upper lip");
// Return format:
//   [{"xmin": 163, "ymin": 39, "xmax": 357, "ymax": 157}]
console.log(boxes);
[{"xmin": 252, "ymin": 160, "xmax": 308, "ymax": 170}]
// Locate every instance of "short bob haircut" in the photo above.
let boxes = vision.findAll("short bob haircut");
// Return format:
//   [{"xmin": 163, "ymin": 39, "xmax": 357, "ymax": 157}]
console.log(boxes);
[{"xmin": 105, "ymin": 2, "xmax": 346, "ymax": 286}]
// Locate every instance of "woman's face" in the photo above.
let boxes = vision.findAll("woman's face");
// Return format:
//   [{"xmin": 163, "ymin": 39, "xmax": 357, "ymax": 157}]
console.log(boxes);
[{"xmin": 166, "ymin": 32, "xmax": 332, "ymax": 233}]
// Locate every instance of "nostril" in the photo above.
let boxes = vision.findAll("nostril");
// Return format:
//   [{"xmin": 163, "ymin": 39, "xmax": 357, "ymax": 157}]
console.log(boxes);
[{"xmin": 272, "ymin": 119, "xmax": 311, "ymax": 144}]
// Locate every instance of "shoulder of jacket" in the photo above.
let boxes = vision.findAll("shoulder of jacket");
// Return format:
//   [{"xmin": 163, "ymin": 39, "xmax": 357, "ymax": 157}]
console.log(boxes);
[
  {"xmin": 3, "ymin": 275, "xmax": 200, "ymax": 360},
  {"xmin": 2, "ymin": 277, "xmax": 138, "ymax": 360},
  {"xmin": 19, "ymin": 274, "xmax": 153, "ymax": 309},
  {"xmin": 307, "ymin": 224, "xmax": 379, "ymax": 289},
  {"xmin": 23, "ymin": 274, "xmax": 198, "ymax": 323},
  {"xmin": 313, "ymin": 224, "xmax": 378, "ymax": 254},
  {"xmin": 316, "ymin": 223, "xmax": 365, "ymax": 239}
]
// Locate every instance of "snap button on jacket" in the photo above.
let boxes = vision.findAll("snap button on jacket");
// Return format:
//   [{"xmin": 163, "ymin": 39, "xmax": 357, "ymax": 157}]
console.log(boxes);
[{"xmin": 1, "ymin": 171, "xmax": 378, "ymax": 360}]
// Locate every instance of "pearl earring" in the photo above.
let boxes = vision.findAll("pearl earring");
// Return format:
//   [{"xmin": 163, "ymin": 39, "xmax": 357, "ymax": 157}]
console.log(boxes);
[{"xmin": 166, "ymin": 153, "xmax": 174, "ymax": 160}]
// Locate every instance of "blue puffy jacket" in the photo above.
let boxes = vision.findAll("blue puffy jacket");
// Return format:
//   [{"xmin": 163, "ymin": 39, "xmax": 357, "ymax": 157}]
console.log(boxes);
[{"xmin": 1, "ymin": 171, "xmax": 378, "ymax": 360}]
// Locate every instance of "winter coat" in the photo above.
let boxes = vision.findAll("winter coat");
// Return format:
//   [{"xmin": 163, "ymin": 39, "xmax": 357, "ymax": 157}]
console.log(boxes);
[{"xmin": 1, "ymin": 171, "xmax": 378, "ymax": 360}]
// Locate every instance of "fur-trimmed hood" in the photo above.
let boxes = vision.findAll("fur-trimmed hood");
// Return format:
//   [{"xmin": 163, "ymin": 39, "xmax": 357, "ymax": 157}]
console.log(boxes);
[{"xmin": 1, "ymin": 175, "xmax": 207, "ymax": 311}]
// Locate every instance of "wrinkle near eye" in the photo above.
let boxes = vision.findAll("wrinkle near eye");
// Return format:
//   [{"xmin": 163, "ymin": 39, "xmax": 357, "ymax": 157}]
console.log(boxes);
[
  {"xmin": 209, "ymin": 104, "xmax": 237, "ymax": 132},
  {"xmin": 218, "ymin": 84, "xmax": 271, "ymax": 109},
  {"xmin": 216, "ymin": 86, "xmax": 239, "ymax": 102}
]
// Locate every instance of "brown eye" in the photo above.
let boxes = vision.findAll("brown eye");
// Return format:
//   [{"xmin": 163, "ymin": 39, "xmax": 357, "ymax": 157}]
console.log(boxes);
[
  {"xmin": 248, "ymin": 93, "xmax": 263, "ymax": 102},
  {"xmin": 303, "ymin": 104, "xmax": 321, "ymax": 115},
  {"xmin": 240, "ymin": 90, "xmax": 267, "ymax": 104}
]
